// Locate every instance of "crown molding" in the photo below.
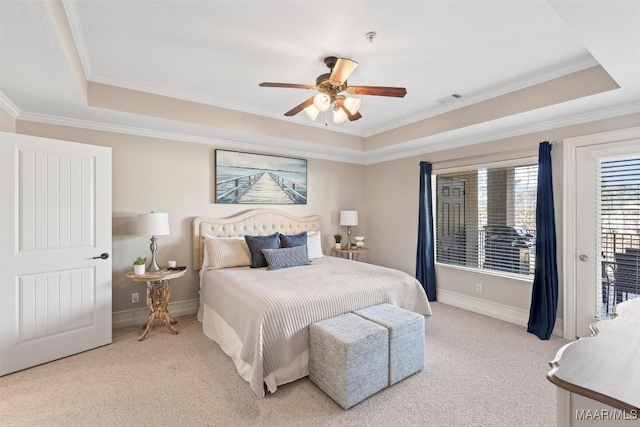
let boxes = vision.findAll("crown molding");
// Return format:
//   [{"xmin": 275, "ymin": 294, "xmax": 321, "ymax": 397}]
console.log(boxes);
[
  {"xmin": 362, "ymin": 55, "xmax": 600, "ymax": 137},
  {"xmin": 61, "ymin": 0, "xmax": 92, "ymax": 78},
  {"xmin": 361, "ymin": 102, "xmax": 640, "ymax": 165},
  {"xmin": 0, "ymin": 91, "xmax": 20, "ymax": 118},
  {"xmin": 16, "ymin": 112, "xmax": 367, "ymax": 164},
  {"xmin": 89, "ymin": 75, "xmax": 363, "ymax": 137},
  {"xmin": 14, "ymin": 101, "xmax": 639, "ymax": 167}
]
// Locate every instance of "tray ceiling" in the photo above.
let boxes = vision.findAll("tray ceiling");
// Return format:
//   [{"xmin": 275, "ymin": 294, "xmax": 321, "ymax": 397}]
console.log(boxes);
[{"xmin": 0, "ymin": 1, "xmax": 638, "ymax": 163}]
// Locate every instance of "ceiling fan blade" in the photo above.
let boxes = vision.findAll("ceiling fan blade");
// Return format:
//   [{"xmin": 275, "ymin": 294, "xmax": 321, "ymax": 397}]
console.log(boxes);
[
  {"xmin": 346, "ymin": 85, "xmax": 407, "ymax": 97},
  {"xmin": 284, "ymin": 97, "xmax": 314, "ymax": 116},
  {"xmin": 348, "ymin": 111, "xmax": 362, "ymax": 121},
  {"xmin": 329, "ymin": 58, "xmax": 358, "ymax": 85},
  {"xmin": 259, "ymin": 82, "xmax": 315, "ymax": 90}
]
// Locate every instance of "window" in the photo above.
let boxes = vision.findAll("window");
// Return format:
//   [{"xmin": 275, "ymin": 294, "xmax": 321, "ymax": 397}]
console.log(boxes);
[{"xmin": 435, "ymin": 164, "xmax": 538, "ymax": 276}]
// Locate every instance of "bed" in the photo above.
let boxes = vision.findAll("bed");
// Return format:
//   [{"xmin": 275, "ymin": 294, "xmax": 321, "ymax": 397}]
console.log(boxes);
[{"xmin": 193, "ymin": 209, "xmax": 432, "ymax": 397}]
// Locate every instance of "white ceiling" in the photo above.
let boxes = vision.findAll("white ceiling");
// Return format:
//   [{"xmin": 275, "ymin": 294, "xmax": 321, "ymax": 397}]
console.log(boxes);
[{"xmin": 0, "ymin": 1, "xmax": 639, "ymax": 162}]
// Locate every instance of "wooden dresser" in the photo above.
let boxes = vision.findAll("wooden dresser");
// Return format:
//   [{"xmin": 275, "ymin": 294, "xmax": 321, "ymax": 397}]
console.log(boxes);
[{"xmin": 548, "ymin": 298, "xmax": 640, "ymax": 426}]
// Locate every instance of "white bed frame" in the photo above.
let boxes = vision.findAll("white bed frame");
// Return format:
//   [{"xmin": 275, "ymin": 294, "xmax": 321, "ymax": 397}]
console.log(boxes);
[{"xmin": 192, "ymin": 209, "xmax": 321, "ymax": 270}]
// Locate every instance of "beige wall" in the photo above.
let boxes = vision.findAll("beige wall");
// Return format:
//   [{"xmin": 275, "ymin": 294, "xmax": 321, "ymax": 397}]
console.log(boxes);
[
  {"xmin": 12, "ymin": 111, "xmax": 640, "ymax": 323},
  {"xmin": 16, "ymin": 121, "xmax": 367, "ymax": 314},
  {"xmin": 0, "ymin": 108, "xmax": 16, "ymax": 133},
  {"xmin": 365, "ymin": 112, "xmax": 640, "ymax": 320}
]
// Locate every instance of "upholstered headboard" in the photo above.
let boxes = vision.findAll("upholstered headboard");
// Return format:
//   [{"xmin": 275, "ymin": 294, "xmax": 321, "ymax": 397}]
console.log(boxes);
[{"xmin": 192, "ymin": 209, "xmax": 322, "ymax": 270}]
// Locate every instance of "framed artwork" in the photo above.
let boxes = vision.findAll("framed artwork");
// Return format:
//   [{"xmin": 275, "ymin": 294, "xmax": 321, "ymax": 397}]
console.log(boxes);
[{"xmin": 215, "ymin": 150, "xmax": 308, "ymax": 204}]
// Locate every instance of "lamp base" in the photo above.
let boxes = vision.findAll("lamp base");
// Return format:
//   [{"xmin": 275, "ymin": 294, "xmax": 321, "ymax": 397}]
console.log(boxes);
[{"xmin": 148, "ymin": 236, "xmax": 161, "ymax": 271}]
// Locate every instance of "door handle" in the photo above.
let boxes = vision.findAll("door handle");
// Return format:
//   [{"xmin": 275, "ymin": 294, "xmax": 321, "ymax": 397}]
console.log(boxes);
[
  {"xmin": 92, "ymin": 253, "xmax": 109, "ymax": 260},
  {"xmin": 579, "ymin": 254, "xmax": 588, "ymax": 262}
]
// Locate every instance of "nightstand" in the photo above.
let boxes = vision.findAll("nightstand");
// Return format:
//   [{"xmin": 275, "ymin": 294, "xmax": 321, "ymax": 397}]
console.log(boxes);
[
  {"xmin": 126, "ymin": 268, "xmax": 187, "ymax": 341},
  {"xmin": 331, "ymin": 247, "xmax": 369, "ymax": 261}
]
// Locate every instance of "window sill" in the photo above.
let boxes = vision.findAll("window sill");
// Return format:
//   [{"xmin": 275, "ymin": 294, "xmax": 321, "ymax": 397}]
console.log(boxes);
[{"xmin": 435, "ymin": 262, "xmax": 534, "ymax": 284}]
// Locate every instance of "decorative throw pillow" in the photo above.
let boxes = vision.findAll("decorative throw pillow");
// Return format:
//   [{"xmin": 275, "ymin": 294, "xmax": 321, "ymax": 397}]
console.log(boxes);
[
  {"xmin": 262, "ymin": 245, "xmax": 310, "ymax": 271},
  {"xmin": 203, "ymin": 236, "xmax": 251, "ymax": 270},
  {"xmin": 244, "ymin": 232, "xmax": 280, "ymax": 268},
  {"xmin": 280, "ymin": 231, "xmax": 308, "ymax": 248},
  {"xmin": 307, "ymin": 231, "xmax": 324, "ymax": 259}
]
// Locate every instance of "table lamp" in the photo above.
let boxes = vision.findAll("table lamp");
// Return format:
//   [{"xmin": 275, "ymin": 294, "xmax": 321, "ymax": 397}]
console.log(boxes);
[
  {"xmin": 137, "ymin": 212, "xmax": 170, "ymax": 271},
  {"xmin": 340, "ymin": 210, "xmax": 359, "ymax": 249}
]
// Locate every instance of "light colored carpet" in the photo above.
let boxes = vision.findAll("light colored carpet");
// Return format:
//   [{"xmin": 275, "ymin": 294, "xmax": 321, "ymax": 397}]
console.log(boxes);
[{"xmin": 0, "ymin": 302, "xmax": 569, "ymax": 427}]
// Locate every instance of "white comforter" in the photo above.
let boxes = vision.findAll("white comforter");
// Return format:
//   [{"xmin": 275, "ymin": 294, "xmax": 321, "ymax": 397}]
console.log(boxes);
[{"xmin": 199, "ymin": 256, "xmax": 431, "ymax": 396}]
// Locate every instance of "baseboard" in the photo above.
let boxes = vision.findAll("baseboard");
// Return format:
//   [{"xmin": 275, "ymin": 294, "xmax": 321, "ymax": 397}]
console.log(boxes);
[
  {"xmin": 437, "ymin": 289, "xmax": 564, "ymax": 338},
  {"xmin": 112, "ymin": 298, "xmax": 200, "ymax": 329},
  {"xmin": 113, "ymin": 292, "xmax": 564, "ymax": 336}
]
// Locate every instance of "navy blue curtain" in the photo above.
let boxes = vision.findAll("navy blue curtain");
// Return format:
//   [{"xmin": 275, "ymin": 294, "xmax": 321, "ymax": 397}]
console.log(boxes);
[
  {"xmin": 416, "ymin": 162, "xmax": 437, "ymax": 301},
  {"xmin": 527, "ymin": 141, "xmax": 558, "ymax": 340}
]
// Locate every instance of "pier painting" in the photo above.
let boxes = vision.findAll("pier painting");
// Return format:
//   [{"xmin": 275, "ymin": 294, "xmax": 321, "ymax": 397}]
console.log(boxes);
[{"xmin": 215, "ymin": 150, "xmax": 307, "ymax": 204}]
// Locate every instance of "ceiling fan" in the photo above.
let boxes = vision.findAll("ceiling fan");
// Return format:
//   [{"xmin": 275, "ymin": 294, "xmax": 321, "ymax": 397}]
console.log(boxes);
[{"xmin": 259, "ymin": 56, "xmax": 407, "ymax": 123}]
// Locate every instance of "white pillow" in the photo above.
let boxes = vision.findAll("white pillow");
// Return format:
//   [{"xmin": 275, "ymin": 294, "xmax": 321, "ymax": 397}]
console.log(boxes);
[
  {"xmin": 203, "ymin": 235, "xmax": 251, "ymax": 269},
  {"xmin": 306, "ymin": 231, "xmax": 324, "ymax": 259}
]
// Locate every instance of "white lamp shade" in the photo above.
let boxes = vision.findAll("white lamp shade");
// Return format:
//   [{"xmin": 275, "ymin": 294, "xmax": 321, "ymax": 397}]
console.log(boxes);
[
  {"xmin": 333, "ymin": 107, "xmax": 348, "ymax": 123},
  {"xmin": 344, "ymin": 97, "xmax": 361, "ymax": 115},
  {"xmin": 313, "ymin": 93, "xmax": 331, "ymax": 112},
  {"xmin": 304, "ymin": 104, "xmax": 320, "ymax": 121},
  {"xmin": 137, "ymin": 212, "xmax": 170, "ymax": 236},
  {"xmin": 340, "ymin": 210, "xmax": 359, "ymax": 226}
]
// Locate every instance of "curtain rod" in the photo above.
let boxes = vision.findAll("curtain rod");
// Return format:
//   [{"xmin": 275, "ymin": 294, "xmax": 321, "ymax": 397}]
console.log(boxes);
[{"xmin": 427, "ymin": 141, "xmax": 557, "ymax": 169}]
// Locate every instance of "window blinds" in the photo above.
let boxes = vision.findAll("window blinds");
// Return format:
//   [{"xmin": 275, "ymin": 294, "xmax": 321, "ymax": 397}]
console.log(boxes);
[
  {"xmin": 599, "ymin": 157, "xmax": 640, "ymax": 315},
  {"xmin": 435, "ymin": 164, "xmax": 538, "ymax": 276}
]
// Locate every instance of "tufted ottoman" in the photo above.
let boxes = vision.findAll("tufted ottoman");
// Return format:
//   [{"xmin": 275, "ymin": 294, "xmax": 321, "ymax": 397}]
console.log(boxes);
[
  {"xmin": 309, "ymin": 313, "xmax": 389, "ymax": 409},
  {"xmin": 354, "ymin": 303, "xmax": 425, "ymax": 385}
]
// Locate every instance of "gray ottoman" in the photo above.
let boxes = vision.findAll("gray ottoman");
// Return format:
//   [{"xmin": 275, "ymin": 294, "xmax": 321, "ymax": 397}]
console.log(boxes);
[
  {"xmin": 354, "ymin": 303, "xmax": 425, "ymax": 385},
  {"xmin": 309, "ymin": 313, "xmax": 389, "ymax": 409}
]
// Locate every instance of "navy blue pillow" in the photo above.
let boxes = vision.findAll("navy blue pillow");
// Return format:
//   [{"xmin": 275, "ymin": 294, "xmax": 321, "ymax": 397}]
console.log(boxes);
[
  {"xmin": 279, "ymin": 231, "xmax": 308, "ymax": 249},
  {"xmin": 262, "ymin": 245, "xmax": 310, "ymax": 270},
  {"xmin": 244, "ymin": 232, "xmax": 280, "ymax": 268}
]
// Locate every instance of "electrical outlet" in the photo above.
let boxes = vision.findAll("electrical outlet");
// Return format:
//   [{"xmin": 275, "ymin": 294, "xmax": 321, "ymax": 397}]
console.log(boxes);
[
  {"xmin": 476, "ymin": 283, "xmax": 483, "ymax": 293},
  {"xmin": 132, "ymin": 292, "xmax": 139, "ymax": 303}
]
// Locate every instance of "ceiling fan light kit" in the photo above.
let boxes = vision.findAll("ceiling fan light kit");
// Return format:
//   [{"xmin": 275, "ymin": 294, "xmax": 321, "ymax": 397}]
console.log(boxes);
[
  {"xmin": 304, "ymin": 104, "xmax": 320, "ymax": 121},
  {"xmin": 313, "ymin": 93, "xmax": 331, "ymax": 112},
  {"xmin": 343, "ymin": 97, "xmax": 361, "ymax": 115},
  {"xmin": 333, "ymin": 108, "xmax": 348, "ymax": 124},
  {"xmin": 259, "ymin": 55, "xmax": 406, "ymax": 124}
]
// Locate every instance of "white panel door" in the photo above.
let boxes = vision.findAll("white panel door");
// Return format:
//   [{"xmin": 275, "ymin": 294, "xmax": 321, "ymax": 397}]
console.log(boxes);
[
  {"xmin": 575, "ymin": 138, "xmax": 640, "ymax": 337},
  {"xmin": 0, "ymin": 132, "xmax": 112, "ymax": 375}
]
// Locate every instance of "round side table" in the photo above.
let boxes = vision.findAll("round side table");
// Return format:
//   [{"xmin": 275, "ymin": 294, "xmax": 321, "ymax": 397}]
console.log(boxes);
[
  {"xmin": 126, "ymin": 268, "xmax": 187, "ymax": 341},
  {"xmin": 331, "ymin": 247, "xmax": 370, "ymax": 261}
]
